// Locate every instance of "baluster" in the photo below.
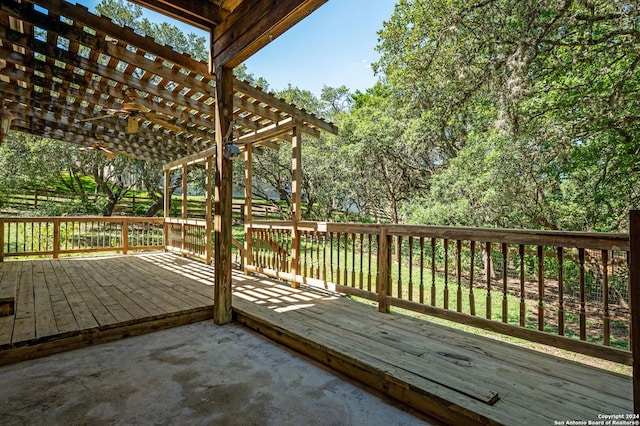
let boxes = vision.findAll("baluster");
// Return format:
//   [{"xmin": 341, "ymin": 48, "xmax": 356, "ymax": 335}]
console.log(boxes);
[
  {"xmin": 456, "ymin": 240, "xmax": 462, "ymax": 312},
  {"xmin": 579, "ymin": 248, "xmax": 586, "ymax": 340},
  {"xmin": 322, "ymin": 233, "xmax": 327, "ymax": 282},
  {"xmin": 351, "ymin": 233, "xmax": 356, "ymax": 287},
  {"xmin": 502, "ymin": 243, "xmax": 508, "ymax": 323},
  {"xmin": 258, "ymin": 230, "xmax": 264, "ymax": 268},
  {"xmin": 336, "ymin": 232, "xmax": 341, "ymax": 285},
  {"xmin": 329, "ymin": 232, "xmax": 334, "ymax": 284},
  {"xmin": 303, "ymin": 231, "xmax": 309, "ymax": 277},
  {"xmin": 602, "ymin": 249, "xmax": 610, "ymax": 346},
  {"xmin": 443, "ymin": 239, "xmax": 449, "ymax": 309},
  {"xmin": 431, "ymin": 238, "xmax": 436, "ymax": 306},
  {"xmin": 486, "ymin": 242, "xmax": 492, "ymax": 320},
  {"xmin": 396, "ymin": 235, "xmax": 403, "ymax": 298},
  {"xmin": 316, "ymin": 231, "xmax": 321, "ymax": 280},
  {"xmin": 254, "ymin": 230, "xmax": 260, "ymax": 267},
  {"xmin": 537, "ymin": 245, "xmax": 545, "ymax": 331},
  {"xmin": 469, "ymin": 241, "xmax": 476, "ymax": 316},
  {"xmin": 558, "ymin": 247, "xmax": 565, "ymax": 335},
  {"xmin": 344, "ymin": 232, "xmax": 350, "ymax": 286},
  {"xmin": 519, "ymin": 244, "xmax": 525, "ymax": 327},
  {"xmin": 420, "ymin": 237, "xmax": 425, "ymax": 304},
  {"xmin": 408, "ymin": 237, "xmax": 414, "ymax": 301},
  {"xmin": 359, "ymin": 234, "xmax": 364, "ymax": 289},
  {"xmin": 30, "ymin": 221, "xmax": 34, "ymax": 252},
  {"xmin": 367, "ymin": 234, "xmax": 373, "ymax": 292}
]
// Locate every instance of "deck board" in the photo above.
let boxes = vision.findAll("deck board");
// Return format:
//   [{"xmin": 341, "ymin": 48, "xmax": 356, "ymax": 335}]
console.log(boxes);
[{"xmin": 0, "ymin": 253, "xmax": 632, "ymax": 425}]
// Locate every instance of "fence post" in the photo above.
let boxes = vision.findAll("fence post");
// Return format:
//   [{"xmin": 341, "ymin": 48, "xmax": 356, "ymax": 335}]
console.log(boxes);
[
  {"xmin": 122, "ymin": 218, "xmax": 129, "ymax": 255},
  {"xmin": 53, "ymin": 218, "xmax": 60, "ymax": 259},
  {"xmin": 377, "ymin": 226, "xmax": 390, "ymax": 313},
  {"xmin": 629, "ymin": 210, "xmax": 640, "ymax": 414},
  {"xmin": 34, "ymin": 188, "xmax": 39, "ymax": 209}
]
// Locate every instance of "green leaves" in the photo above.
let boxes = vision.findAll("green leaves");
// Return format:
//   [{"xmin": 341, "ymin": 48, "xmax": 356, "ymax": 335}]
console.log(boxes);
[{"xmin": 373, "ymin": 0, "xmax": 640, "ymax": 231}]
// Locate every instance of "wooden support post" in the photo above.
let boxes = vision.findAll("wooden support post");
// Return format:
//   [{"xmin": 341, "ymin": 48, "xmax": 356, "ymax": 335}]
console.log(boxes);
[
  {"xmin": 181, "ymin": 163, "xmax": 188, "ymax": 256},
  {"xmin": 290, "ymin": 116, "xmax": 302, "ymax": 288},
  {"xmin": 629, "ymin": 210, "xmax": 640, "ymax": 414},
  {"xmin": 205, "ymin": 156, "xmax": 214, "ymax": 265},
  {"xmin": 377, "ymin": 226, "xmax": 390, "ymax": 313},
  {"xmin": 243, "ymin": 143, "xmax": 253, "ymax": 274},
  {"xmin": 213, "ymin": 64, "xmax": 234, "ymax": 325},
  {"xmin": 163, "ymin": 169, "xmax": 170, "ymax": 250}
]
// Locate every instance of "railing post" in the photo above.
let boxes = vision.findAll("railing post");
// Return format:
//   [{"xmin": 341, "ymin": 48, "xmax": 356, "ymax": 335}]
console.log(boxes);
[
  {"xmin": 0, "ymin": 218, "xmax": 4, "ymax": 262},
  {"xmin": 377, "ymin": 226, "xmax": 390, "ymax": 313},
  {"xmin": 629, "ymin": 210, "xmax": 640, "ymax": 414},
  {"xmin": 122, "ymin": 218, "xmax": 129, "ymax": 255},
  {"xmin": 181, "ymin": 163, "xmax": 188, "ymax": 257},
  {"xmin": 163, "ymin": 168, "xmax": 170, "ymax": 251},
  {"xmin": 53, "ymin": 218, "xmax": 60, "ymax": 259}
]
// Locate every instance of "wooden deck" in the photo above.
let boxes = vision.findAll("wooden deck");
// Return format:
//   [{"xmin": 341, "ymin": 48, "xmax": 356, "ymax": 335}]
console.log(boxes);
[
  {"xmin": 0, "ymin": 253, "xmax": 214, "ymax": 365},
  {"xmin": 0, "ymin": 253, "xmax": 633, "ymax": 425}
]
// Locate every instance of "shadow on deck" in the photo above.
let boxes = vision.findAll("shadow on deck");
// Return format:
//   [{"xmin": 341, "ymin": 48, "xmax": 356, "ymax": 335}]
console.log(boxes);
[{"xmin": 0, "ymin": 253, "xmax": 632, "ymax": 425}]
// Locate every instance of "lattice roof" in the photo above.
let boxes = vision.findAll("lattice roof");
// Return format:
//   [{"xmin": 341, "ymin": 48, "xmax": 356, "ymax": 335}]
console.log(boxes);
[{"xmin": 0, "ymin": 0, "xmax": 337, "ymax": 163}]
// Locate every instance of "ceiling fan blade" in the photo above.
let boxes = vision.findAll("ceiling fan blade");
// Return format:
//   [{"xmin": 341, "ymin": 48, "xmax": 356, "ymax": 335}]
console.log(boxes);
[
  {"xmin": 146, "ymin": 116, "xmax": 181, "ymax": 132},
  {"xmin": 146, "ymin": 112, "xmax": 175, "ymax": 121},
  {"xmin": 77, "ymin": 114, "xmax": 117, "ymax": 123},
  {"xmin": 127, "ymin": 116, "xmax": 139, "ymax": 134},
  {"xmin": 99, "ymin": 148, "xmax": 117, "ymax": 160},
  {"xmin": 114, "ymin": 150, "xmax": 138, "ymax": 159}
]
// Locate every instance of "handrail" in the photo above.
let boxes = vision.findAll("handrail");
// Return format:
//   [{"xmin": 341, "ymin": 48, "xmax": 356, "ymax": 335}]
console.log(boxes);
[
  {"xmin": 246, "ymin": 219, "xmax": 632, "ymax": 366},
  {"xmin": 0, "ymin": 216, "xmax": 164, "ymax": 260},
  {"xmin": 2, "ymin": 215, "xmax": 634, "ymax": 366}
]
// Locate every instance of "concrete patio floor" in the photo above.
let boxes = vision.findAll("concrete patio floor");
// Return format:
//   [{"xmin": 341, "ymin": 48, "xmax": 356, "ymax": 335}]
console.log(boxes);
[{"xmin": 0, "ymin": 321, "xmax": 432, "ymax": 426}]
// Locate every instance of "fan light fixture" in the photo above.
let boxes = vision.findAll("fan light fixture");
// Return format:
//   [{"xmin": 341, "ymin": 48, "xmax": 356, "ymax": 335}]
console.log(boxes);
[
  {"xmin": 0, "ymin": 102, "xmax": 15, "ymax": 143},
  {"xmin": 223, "ymin": 143, "xmax": 240, "ymax": 160}
]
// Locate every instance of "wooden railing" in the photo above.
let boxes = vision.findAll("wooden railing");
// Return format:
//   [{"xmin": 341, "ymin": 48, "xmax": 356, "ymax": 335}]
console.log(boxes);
[
  {"xmin": 1, "ymin": 215, "xmax": 634, "ymax": 366},
  {"xmin": 165, "ymin": 217, "xmax": 211, "ymax": 261},
  {"xmin": 0, "ymin": 217, "xmax": 164, "ymax": 260},
  {"xmin": 164, "ymin": 217, "xmax": 243, "ymax": 267},
  {"xmin": 245, "ymin": 220, "xmax": 632, "ymax": 365}
]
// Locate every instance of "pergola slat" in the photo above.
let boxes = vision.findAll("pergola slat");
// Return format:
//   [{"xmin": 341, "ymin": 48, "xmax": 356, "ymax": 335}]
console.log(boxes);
[{"xmin": 0, "ymin": 0, "xmax": 336, "ymax": 163}]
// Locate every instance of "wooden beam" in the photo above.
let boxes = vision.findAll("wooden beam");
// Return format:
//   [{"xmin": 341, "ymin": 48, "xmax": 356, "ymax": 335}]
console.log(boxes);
[
  {"xmin": 213, "ymin": 64, "xmax": 234, "ymax": 325},
  {"xmin": 128, "ymin": 0, "xmax": 226, "ymax": 30},
  {"xmin": 234, "ymin": 79, "xmax": 338, "ymax": 134},
  {"xmin": 22, "ymin": 0, "xmax": 205, "ymax": 72},
  {"xmin": 205, "ymin": 156, "xmax": 214, "ymax": 265},
  {"xmin": 212, "ymin": 0, "xmax": 329, "ymax": 68}
]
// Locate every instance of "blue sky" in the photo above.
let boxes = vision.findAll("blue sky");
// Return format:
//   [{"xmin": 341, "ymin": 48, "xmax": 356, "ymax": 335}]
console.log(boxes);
[
  {"xmin": 244, "ymin": 0, "xmax": 396, "ymax": 95},
  {"xmin": 76, "ymin": 0, "xmax": 396, "ymax": 96}
]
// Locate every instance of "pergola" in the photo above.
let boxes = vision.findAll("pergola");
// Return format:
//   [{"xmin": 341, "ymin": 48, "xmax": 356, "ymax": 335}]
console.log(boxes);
[{"xmin": 0, "ymin": 0, "xmax": 336, "ymax": 324}]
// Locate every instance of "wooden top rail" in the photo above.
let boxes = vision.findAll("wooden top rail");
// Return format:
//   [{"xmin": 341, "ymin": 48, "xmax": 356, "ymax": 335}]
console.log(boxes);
[
  {"xmin": 165, "ymin": 217, "xmax": 208, "ymax": 226},
  {"xmin": 290, "ymin": 221, "xmax": 629, "ymax": 251},
  {"xmin": 0, "ymin": 216, "xmax": 165, "ymax": 223}
]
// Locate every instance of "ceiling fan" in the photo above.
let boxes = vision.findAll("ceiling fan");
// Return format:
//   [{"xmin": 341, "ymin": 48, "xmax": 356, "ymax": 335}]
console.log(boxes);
[{"xmin": 76, "ymin": 89, "xmax": 181, "ymax": 134}]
